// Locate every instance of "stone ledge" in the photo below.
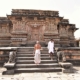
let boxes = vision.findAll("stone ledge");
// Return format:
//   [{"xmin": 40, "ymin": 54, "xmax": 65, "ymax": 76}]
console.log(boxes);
[
  {"xmin": 59, "ymin": 62, "xmax": 74, "ymax": 73},
  {"xmin": 59, "ymin": 62, "xmax": 73, "ymax": 69},
  {"xmin": 4, "ymin": 63, "xmax": 15, "ymax": 68},
  {"xmin": 62, "ymin": 68, "xmax": 74, "ymax": 73},
  {"xmin": 2, "ymin": 63, "xmax": 15, "ymax": 75}
]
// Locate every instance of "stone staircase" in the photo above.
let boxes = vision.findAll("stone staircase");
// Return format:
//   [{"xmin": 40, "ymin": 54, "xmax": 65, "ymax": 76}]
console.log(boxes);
[{"xmin": 15, "ymin": 47, "xmax": 62, "ymax": 73}]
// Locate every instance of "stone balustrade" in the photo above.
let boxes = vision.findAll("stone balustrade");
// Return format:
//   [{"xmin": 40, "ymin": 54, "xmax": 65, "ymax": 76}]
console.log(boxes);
[
  {"xmin": 0, "ymin": 47, "xmax": 17, "ymax": 66},
  {"xmin": 56, "ymin": 47, "xmax": 80, "ymax": 65}
]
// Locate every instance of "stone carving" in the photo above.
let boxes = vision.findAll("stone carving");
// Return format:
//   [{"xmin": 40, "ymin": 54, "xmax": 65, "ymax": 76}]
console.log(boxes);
[
  {"xmin": 45, "ymin": 20, "xmax": 58, "ymax": 34},
  {"xmin": 8, "ymin": 51, "xmax": 16, "ymax": 63},
  {"xmin": 2, "ymin": 26, "xmax": 8, "ymax": 33},
  {"xmin": 45, "ymin": 22, "xmax": 49, "ymax": 31},
  {"xmin": 27, "ymin": 21, "xmax": 44, "ymax": 41},
  {"xmin": 48, "ymin": 20, "xmax": 57, "ymax": 31},
  {"xmin": 0, "ymin": 9, "xmax": 77, "ymax": 47},
  {"xmin": 57, "ymin": 50, "xmax": 66, "ymax": 62},
  {"xmin": 29, "ymin": 22, "xmax": 42, "ymax": 28},
  {"xmin": 68, "ymin": 30, "xmax": 73, "ymax": 36},
  {"xmin": 13, "ymin": 21, "xmax": 26, "ymax": 31},
  {"xmin": 0, "ymin": 26, "xmax": 2, "ymax": 32},
  {"xmin": 60, "ymin": 27, "xmax": 66, "ymax": 35}
]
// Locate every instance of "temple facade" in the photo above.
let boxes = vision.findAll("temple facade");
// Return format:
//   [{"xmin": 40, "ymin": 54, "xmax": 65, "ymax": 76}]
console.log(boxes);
[{"xmin": 0, "ymin": 9, "xmax": 78, "ymax": 47}]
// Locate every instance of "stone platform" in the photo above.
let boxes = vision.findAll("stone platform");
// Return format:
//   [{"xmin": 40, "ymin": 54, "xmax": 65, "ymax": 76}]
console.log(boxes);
[{"xmin": 0, "ymin": 66, "xmax": 80, "ymax": 80}]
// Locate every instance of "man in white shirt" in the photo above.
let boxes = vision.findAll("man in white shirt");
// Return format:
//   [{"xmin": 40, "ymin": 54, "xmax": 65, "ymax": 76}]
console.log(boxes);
[{"xmin": 48, "ymin": 39, "xmax": 54, "ymax": 60}]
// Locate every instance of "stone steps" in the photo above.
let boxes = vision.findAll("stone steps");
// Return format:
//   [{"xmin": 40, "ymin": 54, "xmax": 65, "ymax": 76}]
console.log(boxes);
[
  {"xmin": 16, "ymin": 63, "xmax": 60, "ymax": 68},
  {"xmin": 17, "ymin": 51, "xmax": 49, "ymax": 54},
  {"xmin": 17, "ymin": 47, "xmax": 48, "ymax": 51},
  {"xmin": 16, "ymin": 54, "xmax": 52, "ymax": 57},
  {"xmin": 16, "ymin": 60, "xmax": 57, "ymax": 64},
  {"xmin": 15, "ymin": 47, "xmax": 62, "ymax": 73},
  {"xmin": 16, "ymin": 57, "xmax": 57, "ymax": 60},
  {"xmin": 15, "ymin": 67, "xmax": 62, "ymax": 73}
]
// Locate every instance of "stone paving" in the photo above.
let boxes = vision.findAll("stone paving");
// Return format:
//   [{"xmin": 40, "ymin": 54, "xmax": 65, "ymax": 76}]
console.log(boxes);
[{"xmin": 0, "ymin": 67, "xmax": 80, "ymax": 80}]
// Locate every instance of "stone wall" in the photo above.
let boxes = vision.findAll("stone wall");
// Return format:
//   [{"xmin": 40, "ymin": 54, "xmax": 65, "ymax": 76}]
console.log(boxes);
[
  {"xmin": 58, "ymin": 47, "xmax": 80, "ymax": 65},
  {"xmin": 0, "ymin": 9, "xmax": 78, "ymax": 47}
]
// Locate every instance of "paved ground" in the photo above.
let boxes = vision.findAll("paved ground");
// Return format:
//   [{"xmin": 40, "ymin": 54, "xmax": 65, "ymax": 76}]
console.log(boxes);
[{"xmin": 0, "ymin": 67, "xmax": 80, "ymax": 80}]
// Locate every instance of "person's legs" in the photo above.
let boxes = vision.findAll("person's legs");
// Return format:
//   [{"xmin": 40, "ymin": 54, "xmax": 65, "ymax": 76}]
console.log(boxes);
[
  {"xmin": 34, "ymin": 50, "xmax": 41, "ymax": 65},
  {"xmin": 50, "ymin": 52, "xmax": 53, "ymax": 60},
  {"xmin": 49, "ymin": 53, "xmax": 51, "ymax": 57}
]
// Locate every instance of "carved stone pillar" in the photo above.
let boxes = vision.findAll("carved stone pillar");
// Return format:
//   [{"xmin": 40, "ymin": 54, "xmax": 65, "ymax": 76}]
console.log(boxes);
[
  {"xmin": 44, "ymin": 20, "xmax": 60, "ymax": 47},
  {"xmin": 10, "ymin": 18, "xmax": 28, "ymax": 46}
]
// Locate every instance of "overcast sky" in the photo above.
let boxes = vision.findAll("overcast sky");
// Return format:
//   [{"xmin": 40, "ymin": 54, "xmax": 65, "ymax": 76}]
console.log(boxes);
[{"xmin": 0, "ymin": 0, "xmax": 80, "ymax": 39}]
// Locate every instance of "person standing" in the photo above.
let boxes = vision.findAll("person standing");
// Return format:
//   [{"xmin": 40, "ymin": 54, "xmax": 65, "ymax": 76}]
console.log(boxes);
[
  {"xmin": 34, "ymin": 41, "xmax": 41, "ymax": 65},
  {"xmin": 48, "ymin": 39, "xmax": 54, "ymax": 60}
]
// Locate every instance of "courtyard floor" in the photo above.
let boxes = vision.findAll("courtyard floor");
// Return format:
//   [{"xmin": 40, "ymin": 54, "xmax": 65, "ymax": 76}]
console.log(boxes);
[{"xmin": 0, "ymin": 66, "xmax": 80, "ymax": 80}]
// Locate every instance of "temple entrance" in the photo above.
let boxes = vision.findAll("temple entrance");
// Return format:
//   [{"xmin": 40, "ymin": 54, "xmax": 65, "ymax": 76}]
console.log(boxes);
[{"xmin": 31, "ymin": 27, "xmax": 40, "ymax": 41}]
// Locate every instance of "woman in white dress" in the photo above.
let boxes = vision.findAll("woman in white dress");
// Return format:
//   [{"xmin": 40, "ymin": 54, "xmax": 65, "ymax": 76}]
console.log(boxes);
[{"xmin": 34, "ymin": 41, "xmax": 41, "ymax": 65}]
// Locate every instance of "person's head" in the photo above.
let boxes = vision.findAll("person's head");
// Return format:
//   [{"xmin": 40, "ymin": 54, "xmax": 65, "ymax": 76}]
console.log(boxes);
[
  {"xmin": 50, "ymin": 39, "xmax": 53, "ymax": 42},
  {"xmin": 36, "ymin": 41, "xmax": 39, "ymax": 44}
]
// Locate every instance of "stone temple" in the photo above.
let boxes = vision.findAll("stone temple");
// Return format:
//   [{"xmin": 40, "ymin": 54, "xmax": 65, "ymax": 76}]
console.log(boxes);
[
  {"xmin": 0, "ymin": 9, "xmax": 80, "ymax": 74},
  {"xmin": 0, "ymin": 9, "xmax": 78, "ymax": 47}
]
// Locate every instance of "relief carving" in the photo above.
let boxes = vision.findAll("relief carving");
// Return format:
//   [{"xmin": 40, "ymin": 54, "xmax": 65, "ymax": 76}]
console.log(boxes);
[
  {"xmin": 49, "ymin": 20, "xmax": 57, "ymax": 31},
  {"xmin": 29, "ymin": 22, "xmax": 43, "ymax": 28},
  {"xmin": 0, "ymin": 26, "xmax": 2, "ymax": 32},
  {"xmin": 45, "ymin": 20, "xmax": 57, "ymax": 33},
  {"xmin": 2, "ymin": 26, "xmax": 9, "ymax": 33},
  {"xmin": 68, "ymin": 30, "xmax": 73, "ymax": 36},
  {"xmin": 27, "ymin": 21, "xmax": 44, "ymax": 41},
  {"xmin": 45, "ymin": 22, "xmax": 49, "ymax": 31},
  {"xmin": 60, "ymin": 27, "xmax": 66, "ymax": 34},
  {"xmin": 13, "ymin": 21, "xmax": 26, "ymax": 31}
]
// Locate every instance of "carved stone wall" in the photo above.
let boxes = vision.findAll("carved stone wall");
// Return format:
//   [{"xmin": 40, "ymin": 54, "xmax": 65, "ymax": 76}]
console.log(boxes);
[
  {"xmin": 27, "ymin": 21, "xmax": 44, "ymax": 41},
  {"xmin": 0, "ymin": 18, "xmax": 11, "ymax": 46},
  {"xmin": 0, "ymin": 9, "xmax": 78, "ymax": 47}
]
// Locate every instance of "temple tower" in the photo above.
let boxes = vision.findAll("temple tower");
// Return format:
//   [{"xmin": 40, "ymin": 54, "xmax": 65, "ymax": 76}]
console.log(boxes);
[{"xmin": 0, "ymin": 9, "xmax": 78, "ymax": 47}]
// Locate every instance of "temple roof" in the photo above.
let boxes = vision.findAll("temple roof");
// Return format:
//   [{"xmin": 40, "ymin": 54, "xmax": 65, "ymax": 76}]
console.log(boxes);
[
  {"xmin": 0, "ymin": 17, "xmax": 8, "ymax": 20},
  {"xmin": 10, "ymin": 9, "xmax": 59, "ymax": 17},
  {"xmin": 61, "ymin": 19, "xmax": 69, "ymax": 23},
  {"xmin": 0, "ymin": 17, "xmax": 11, "ymax": 24}
]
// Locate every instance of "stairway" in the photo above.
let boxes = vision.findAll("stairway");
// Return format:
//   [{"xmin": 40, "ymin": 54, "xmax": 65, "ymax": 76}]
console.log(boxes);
[{"xmin": 15, "ymin": 47, "xmax": 62, "ymax": 73}]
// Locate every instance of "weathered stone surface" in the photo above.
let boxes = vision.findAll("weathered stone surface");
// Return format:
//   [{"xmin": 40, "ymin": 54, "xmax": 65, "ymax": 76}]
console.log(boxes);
[
  {"xmin": 59, "ymin": 62, "xmax": 74, "ymax": 73},
  {"xmin": 59, "ymin": 62, "xmax": 73, "ymax": 69},
  {"xmin": 4, "ymin": 63, "xmax": 15, "ymax": 67},
  {"xmin": 2, "ymin": 70, "xmax": 15, "ymax": 75},
  {"xmin": 62, "ymin": 68, "xmax": 74, "ymax": 73},
  {"xmin": 0, "ymin": 9, "xmax": 78, "ymax": 47},
  {"xmin": 2, "ymin": 63, "xmax": 15, "ymax": 75}
]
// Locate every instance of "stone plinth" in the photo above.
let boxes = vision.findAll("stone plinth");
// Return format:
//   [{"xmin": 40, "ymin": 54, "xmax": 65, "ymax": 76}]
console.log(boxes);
[
  {"xmin": 59, "ymin": 62, "xmax": 72, "ymax": 69},
  {"xmin": 59, "ymin": 62, "xmax": 74, "ymax": 73},
  {"xmin": 56, "ymin": 47, "xmax": 80, "ymax": 65},
  {"xmin": 62, "ymin": 68, "xmax": 74, "ymax": 73},
  {"xmin": 2, "ymin": 62, "xmax": 15, "ymax": 75}
]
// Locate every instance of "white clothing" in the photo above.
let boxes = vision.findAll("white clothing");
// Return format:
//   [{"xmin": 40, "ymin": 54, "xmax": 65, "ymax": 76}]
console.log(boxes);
[
  {"xmin": 34, "ymin": 49, "xmax": 41, "ymax": 64},
  {"xmin": 48, "ymin": 41, "xmax": 54, "ymax": 53}
]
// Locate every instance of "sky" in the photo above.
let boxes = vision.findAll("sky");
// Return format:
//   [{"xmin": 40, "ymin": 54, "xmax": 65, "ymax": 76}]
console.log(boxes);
[{"xmin": 0, "ymin": 0, "xmax": 80, "ymax": 39}]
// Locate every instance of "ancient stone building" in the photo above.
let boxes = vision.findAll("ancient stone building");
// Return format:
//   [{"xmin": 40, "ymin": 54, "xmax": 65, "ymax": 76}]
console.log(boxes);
[{"xmin": 0, "ymin": 9, "xmax": 78, "ymax": 47}]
